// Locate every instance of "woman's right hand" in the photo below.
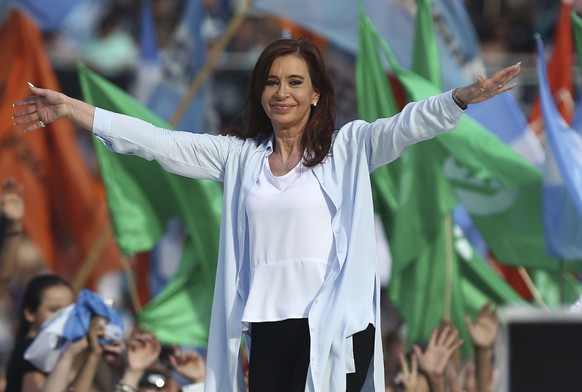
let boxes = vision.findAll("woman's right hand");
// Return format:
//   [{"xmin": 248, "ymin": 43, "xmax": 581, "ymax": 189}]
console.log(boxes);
[
  {"xmin": 12, "ymin": 83, "xmax": 72, "ymax": 132},
  {"xmin": 12, "ymin": 83, "xmax": 96, "ymax": 132}
]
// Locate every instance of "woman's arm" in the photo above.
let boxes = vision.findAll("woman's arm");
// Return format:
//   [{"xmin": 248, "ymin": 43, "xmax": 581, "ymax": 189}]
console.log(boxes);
[
  {"xmin": 12, "ymin": 83, "xmax": 234, "ymax": 181},
  {"xmin": 355, "ymin": 62, "xmax": 522, "ymax": 171}
]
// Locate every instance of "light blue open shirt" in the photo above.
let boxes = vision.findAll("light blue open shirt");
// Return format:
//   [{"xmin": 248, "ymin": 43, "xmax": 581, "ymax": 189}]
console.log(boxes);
[{"xmin": 93, "ymin": 90, "xmax": 464, "ymax": 391}]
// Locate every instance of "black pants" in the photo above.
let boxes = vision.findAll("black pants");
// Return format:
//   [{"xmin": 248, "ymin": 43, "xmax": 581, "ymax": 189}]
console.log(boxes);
[{"xmin": 248, "ymin": 319, "xmax": 375, "ymax": 392}]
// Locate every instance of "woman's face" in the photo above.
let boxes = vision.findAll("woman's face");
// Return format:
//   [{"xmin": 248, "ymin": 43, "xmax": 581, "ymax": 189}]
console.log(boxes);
[
  {"xmin": 25, "ymin": 285, "xmax": 74, "ymax": 335},
  {"xmin": 261, "ymin": 54, "xmax": 320, "ymax": 134}
]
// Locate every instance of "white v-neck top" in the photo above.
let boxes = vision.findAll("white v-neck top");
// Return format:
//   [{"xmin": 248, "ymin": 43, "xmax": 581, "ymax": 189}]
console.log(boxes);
[{"xmin": 242, "ymin": 157, "xmax": 335, "ymax": 323}]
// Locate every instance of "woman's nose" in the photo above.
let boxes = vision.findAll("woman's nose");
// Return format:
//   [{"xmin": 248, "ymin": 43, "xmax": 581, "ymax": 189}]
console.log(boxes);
[{"xmin": 275, "ymin": 84, "xmax": 288, "ymax": 98}]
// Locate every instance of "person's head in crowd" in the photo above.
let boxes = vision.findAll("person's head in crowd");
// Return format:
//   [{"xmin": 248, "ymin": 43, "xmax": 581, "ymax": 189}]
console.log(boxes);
[
  {"xmin": 5, "ymin": 274, "xmax": 74, "ymax": 392},
  {"xmin": 16, "ymin": 273, "xmax": 74, "ymax": 341}
]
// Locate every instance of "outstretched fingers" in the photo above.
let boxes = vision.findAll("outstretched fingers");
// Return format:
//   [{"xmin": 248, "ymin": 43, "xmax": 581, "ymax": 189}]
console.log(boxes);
[
  {"xmin": 12, "ymin": 97, "xmax": 46, "ymax": 132},
  {"xmin": 491, "ymin": 62, "xmax": 521, "ymax": 91}
]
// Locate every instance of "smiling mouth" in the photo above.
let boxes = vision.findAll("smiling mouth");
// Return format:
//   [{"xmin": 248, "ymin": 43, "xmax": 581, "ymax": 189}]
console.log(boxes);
[{"xmin": 270, "ymin": 104, "xmax": 295, "ymax": 113}]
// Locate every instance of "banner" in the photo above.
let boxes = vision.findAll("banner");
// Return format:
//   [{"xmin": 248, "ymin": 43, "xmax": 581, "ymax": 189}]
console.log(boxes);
[{"xmin": 0, "ymin": 11, "xmax": 120, "ymax": 288}]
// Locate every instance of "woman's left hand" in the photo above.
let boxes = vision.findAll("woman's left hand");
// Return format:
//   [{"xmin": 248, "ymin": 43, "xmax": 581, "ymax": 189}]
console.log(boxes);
[{"xmin": 455, "ymin": 62, "xmax": 522, "ymax": 106}]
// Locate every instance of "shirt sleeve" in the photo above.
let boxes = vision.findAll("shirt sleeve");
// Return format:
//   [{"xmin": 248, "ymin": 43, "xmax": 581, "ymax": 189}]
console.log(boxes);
[
  {"xmin": 343, "ymin": 90, "xmax": 464, "ymax": 172},
  {"xmin": 92, "ymin": 108, "xmax": 237, "ymax": 181}
]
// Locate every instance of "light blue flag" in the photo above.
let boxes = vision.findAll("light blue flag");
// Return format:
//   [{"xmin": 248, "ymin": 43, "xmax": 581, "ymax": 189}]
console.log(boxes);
[
  {"xmin": 9, "ymin": 0, "xmax": 78, "ymax": 31},
  {"xmin": 535, "ymin": 35, "xmax": 582, "ymax": 259},
  {"xmin": 132, "ymin": 0, "xmax": 163, "ymax": 105},
  {"xmin": 467, "ymin": 90, "xmax": 545, "ymax": 168},
  {"xmin": 253, "ymin": 0, "xmax": 477, "ymax": 90},
  {"xmin": 139, "ymin": 0, "xmax": 159, "ymax": 63},
  {"xmin": 572, "ymin": 87, "xmax": 582, "ymax": 135},
  {"xmin": 433, "ymin": 0, "xmax": 481, "ymax": 62},
  {"xmin": 145, "ymin": 0, "xmax": 207, "ymax": 131},
  {"xmin": 24, "ymin": 289, "xmax": 124, "ymax": 373}
]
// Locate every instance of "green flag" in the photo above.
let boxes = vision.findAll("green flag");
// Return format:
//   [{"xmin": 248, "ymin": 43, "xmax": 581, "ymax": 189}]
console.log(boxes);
[
  {"xmin": 573, "ymin": 12, "xmax": 582, "ymax": 79},
  {"xmin": 78, "ymin": 63, "xmax": 222, "ymax": 346},
  {"xmin": 357, "ymin": 6, "xmax": 535, "ymax": 356},
  {"xmin": 412, "ymin": 0, "xmax": 442, "ymax": 88},
  {"xmin": 360, "ymin": 11, "xmax": 582, "ymax": 272}
]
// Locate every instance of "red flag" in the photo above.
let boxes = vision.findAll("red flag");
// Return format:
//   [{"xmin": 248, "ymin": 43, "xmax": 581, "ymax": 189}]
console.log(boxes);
[
  {"xmin": 528, "ymin": 0, "xmax": 575, "ymax": 134},
  {"xmin": 489, "ymin": 255, "xmax": 533, "ymax": 301},
  {"xmin": 0, "ymin": 11, "xmax": 121, "ymax": 289}
]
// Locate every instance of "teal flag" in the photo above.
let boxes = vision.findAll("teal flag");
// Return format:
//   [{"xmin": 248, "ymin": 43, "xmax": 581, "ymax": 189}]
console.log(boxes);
[{"xmin": 78, "ymin": 63, "xmax": 222, "ymax": 346}]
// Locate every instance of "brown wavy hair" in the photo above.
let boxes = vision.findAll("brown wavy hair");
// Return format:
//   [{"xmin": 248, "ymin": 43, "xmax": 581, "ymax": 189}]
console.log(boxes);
[{"xmin": 236, "ymin": 38, "xmax": 336, "ymax": 167}]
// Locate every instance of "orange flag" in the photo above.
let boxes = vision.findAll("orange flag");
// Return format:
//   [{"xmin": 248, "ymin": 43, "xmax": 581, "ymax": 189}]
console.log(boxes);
[
  {"xmin": 0, "ymin": 11, "xmax": 121, "ymax": 289},
  {"xmin": 528, "ymin": 0, "xmax": 575, "ymax": 135},
  {"xmin": 275, "ymin": 17, "xmax": 328, "ymax": 51}
]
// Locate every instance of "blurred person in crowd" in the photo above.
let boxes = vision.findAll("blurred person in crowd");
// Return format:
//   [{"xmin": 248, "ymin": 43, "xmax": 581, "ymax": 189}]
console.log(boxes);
[
  {"xmin": 380, "ymin": 294, "xmax": 407, "ymax": 390},
  {"xmin": 0, "ymin": 178, "xmax": 25, "ymax": 295},
  {"xmin": 4, "ymin": 274, "xmax": 74, "ymax": 392},
  {"xmin": 13, "ymin": 38, "xmax": 520, "ymax": 391}
]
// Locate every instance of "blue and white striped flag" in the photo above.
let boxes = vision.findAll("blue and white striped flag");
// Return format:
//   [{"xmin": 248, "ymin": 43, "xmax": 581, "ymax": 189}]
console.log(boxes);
[
  {"xmin": 143, "ymin": 0, "xmax": 207, "ymax": 131},
  {"xmin": 24, "ymin": 289, "xmax": 124, "ymax": 372},
  {"xmin": 467, "ymin": 92, "xmax": 545, "ymax": 168},
  {"xmin": 535, "ymin": 34, "xmax": 582, "ymax": 259}
]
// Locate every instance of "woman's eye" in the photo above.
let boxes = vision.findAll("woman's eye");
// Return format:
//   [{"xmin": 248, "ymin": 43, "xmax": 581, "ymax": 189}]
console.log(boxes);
[
  {"xmin": 289, "ymin": 79, "xmax": 302, "ymax": 86},
  {"xmin": 266, "ymin": 79, "xmax": 278, "ymax": 86}
]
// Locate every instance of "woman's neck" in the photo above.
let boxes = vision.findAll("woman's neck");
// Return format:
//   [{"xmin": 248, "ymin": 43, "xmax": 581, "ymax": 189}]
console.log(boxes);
[{"xmin": 270, "ymin": 132, "xmax": 304, "ymax": 176}]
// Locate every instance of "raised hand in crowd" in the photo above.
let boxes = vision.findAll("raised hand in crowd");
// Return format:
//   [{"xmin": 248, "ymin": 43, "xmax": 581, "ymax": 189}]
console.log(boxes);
[
  {"xmin": 115, "ymin": 333, "xmax": 162, "ymax": 392},
  {"xmin": 102, "ymin": 337, "xmax": 128, "ymax": 375},
  {"xmin": 412, "ymin": 325, "xmax": 464, "ymax": 392},
  {"xmin": 0, "ymin": 178, "xmax": 25, "ymax": 293},
  {"xmin": 41, "ymin": 316, "xmax": 111, "ymax": 392},
  {"xmin": 168, "ymin": 347, "xmax": 206, "ymax": 385},
  {"xmin": 40, "ymin": 337, "xmax": 88, "ymax": 392},
  {"xmin": 458, "ymin": 361, "xmax": 477, "ymax": 392},
  {"xmin": 395, "ymin": 353, "xmax": 430, "ymax": 392},
  {"xmin": 69, "ymin": 316, "xmax": 108, "ymax": 392},
  {"xmin": 465, "ymin": 302, "xmax": 498, "ymax": 392}
]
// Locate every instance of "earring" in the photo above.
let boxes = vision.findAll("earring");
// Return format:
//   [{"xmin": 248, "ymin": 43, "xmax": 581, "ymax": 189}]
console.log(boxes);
[{"xmin": 312, "ymin": 101, "xmax": 318, "ymax": 107}]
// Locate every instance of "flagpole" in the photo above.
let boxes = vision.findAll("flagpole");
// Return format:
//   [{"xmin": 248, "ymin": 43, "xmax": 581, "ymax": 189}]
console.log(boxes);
[
  {"xmin": 443, "ymin": 212, "xmax": 453, "ymax": 322},
  {"xmin": 170, "ymin": 0, "xmax": 253, "ymax": 127},
  {"xmin": 559, "ymin": 258, "xmax": 564, "ymax": 306},
  {"xmin": 517, "ymin": 267, "xmax": 548, "ymax": 309},
  {"xmin": 121, "ymin": 256, "xmax": 143, "ymax": 313},
  {"xmin": 72, "ymin": 224, "xmax": 112, "ymax": 292}
]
